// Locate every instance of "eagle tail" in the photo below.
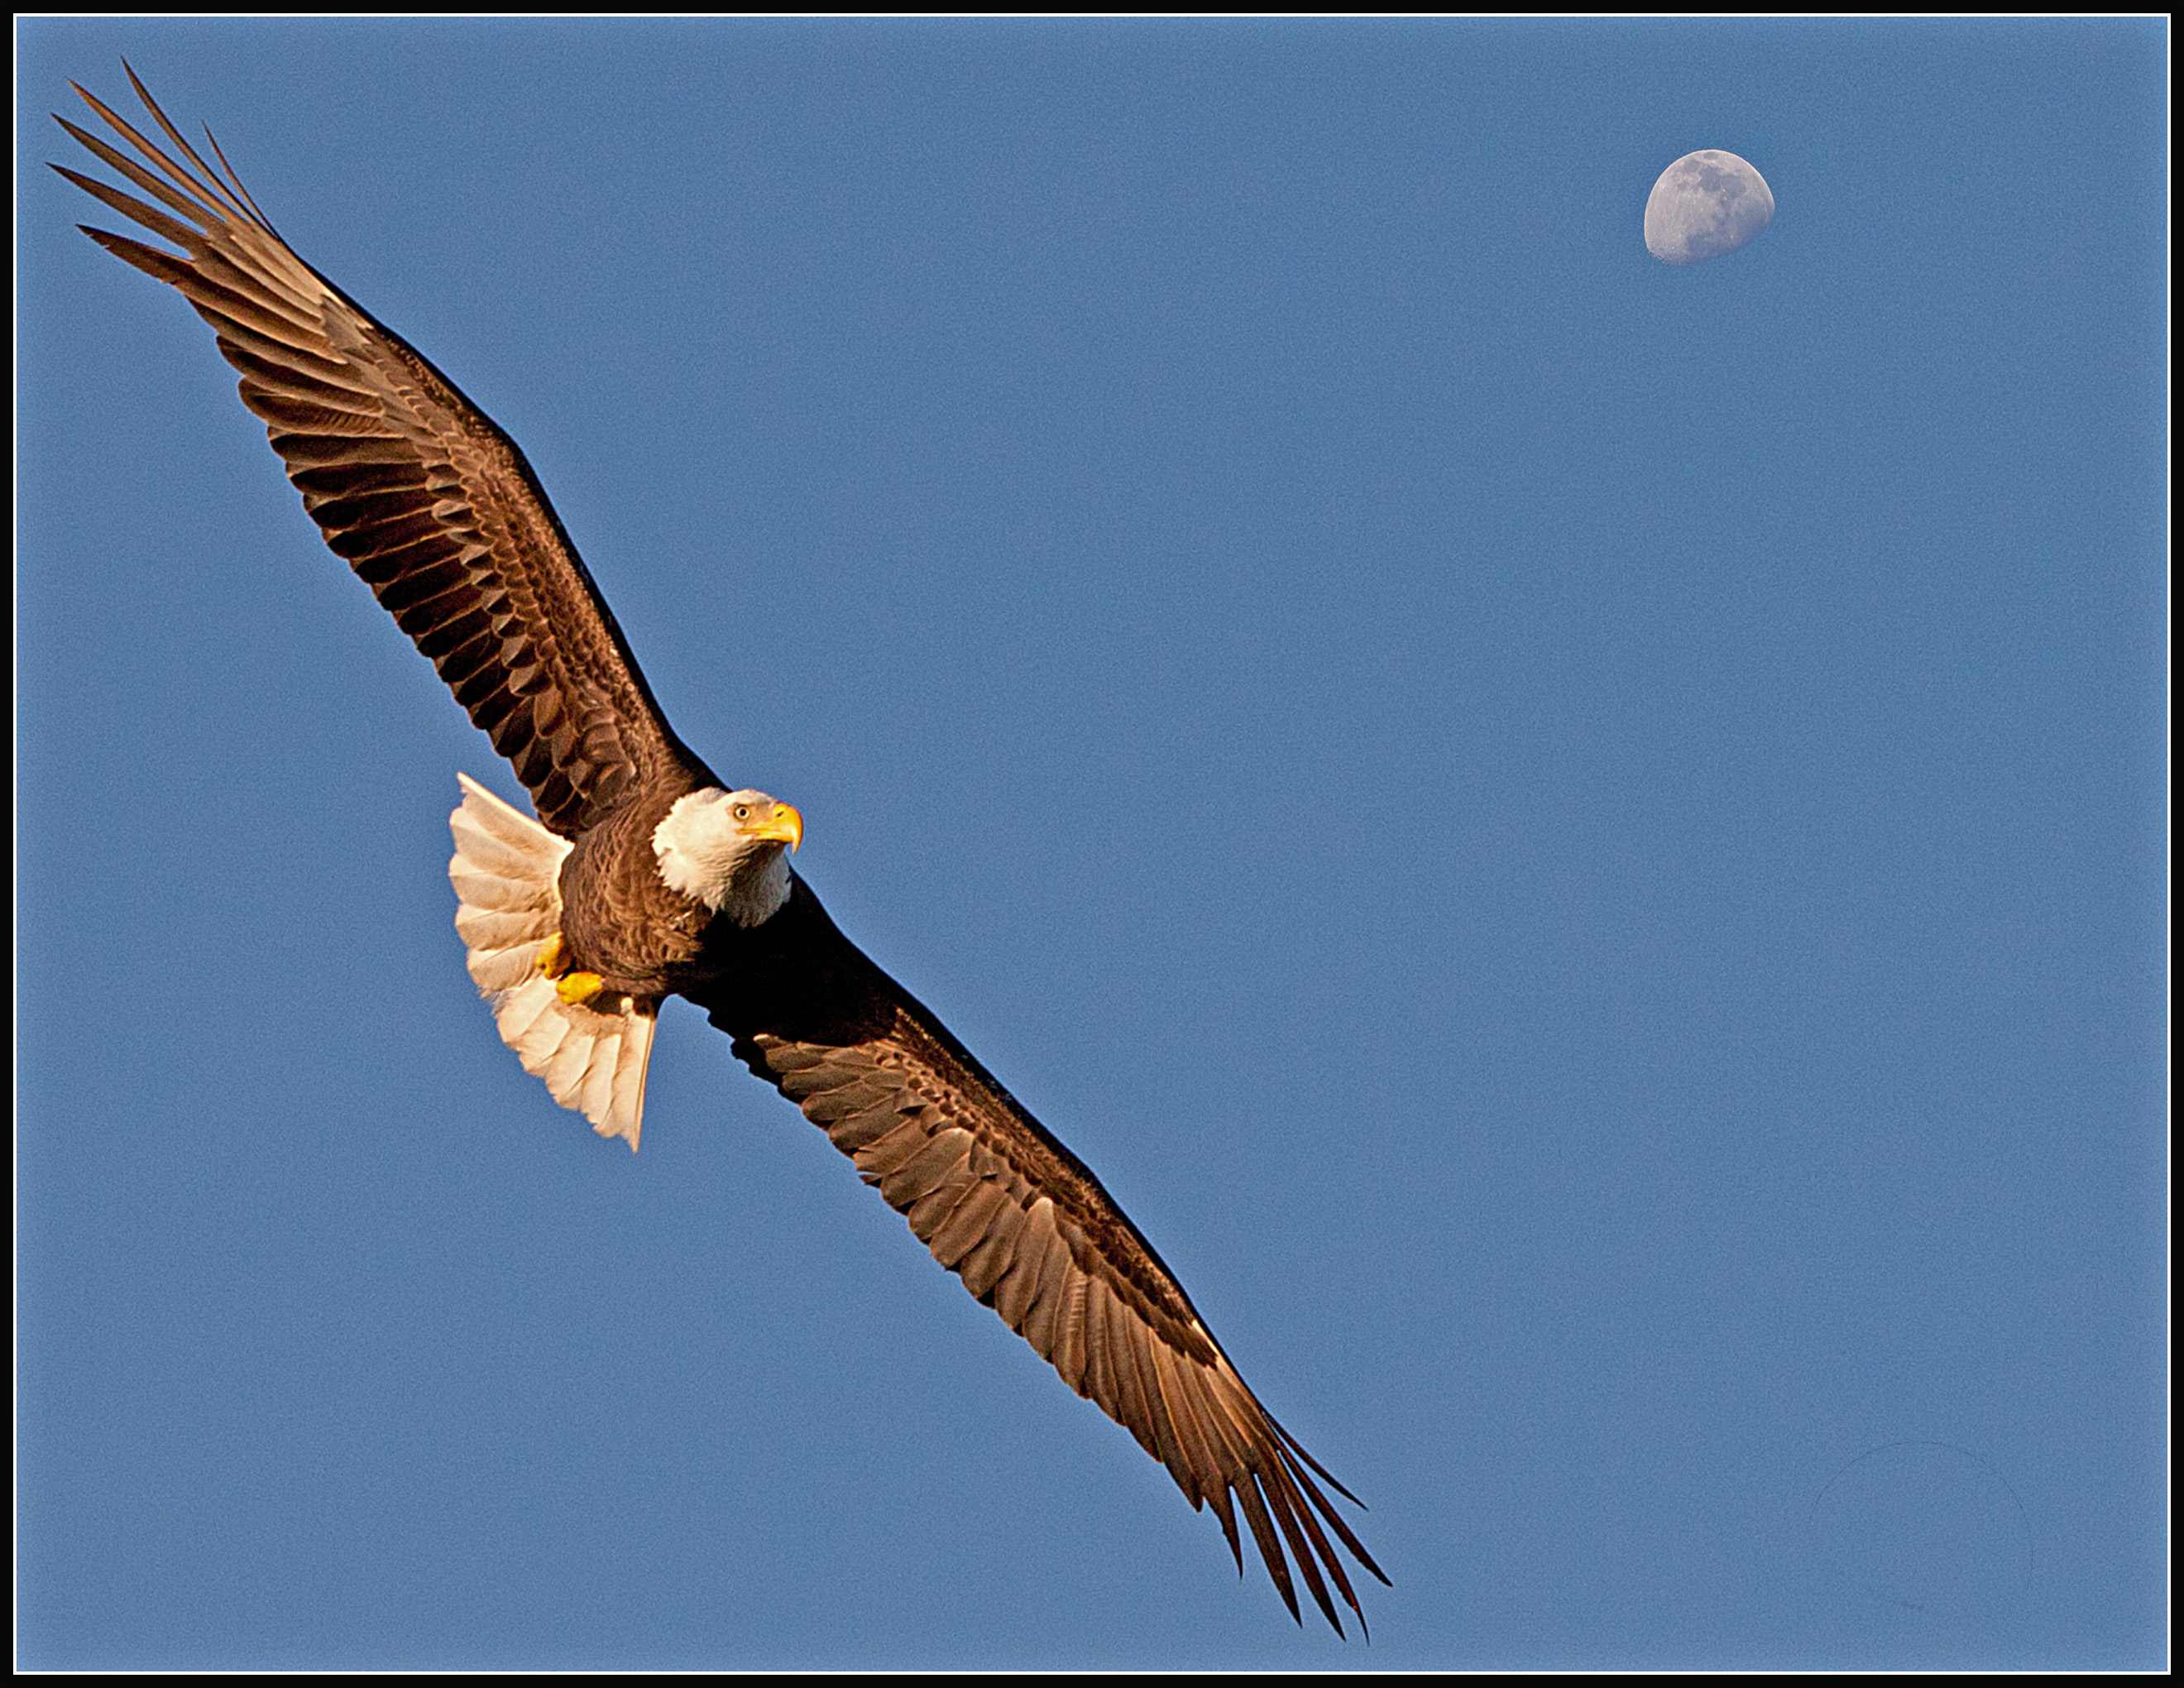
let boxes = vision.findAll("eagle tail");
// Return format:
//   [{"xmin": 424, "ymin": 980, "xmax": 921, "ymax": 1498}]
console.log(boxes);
[{"xmin": 448, "ymin": 774, "xmax": 658, "ymax": 1151}]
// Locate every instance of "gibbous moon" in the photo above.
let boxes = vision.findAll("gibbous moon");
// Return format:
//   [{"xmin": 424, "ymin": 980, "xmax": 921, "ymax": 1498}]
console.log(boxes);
[{"xmin": 1645, "ymin": 150, "xmax": 1774, "ymax": 266}]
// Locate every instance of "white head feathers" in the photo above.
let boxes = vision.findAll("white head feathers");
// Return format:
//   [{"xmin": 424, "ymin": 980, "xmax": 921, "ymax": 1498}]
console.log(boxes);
[{"xmin": 652, "ymin": 787, "xmax": 801, "ymax": 927}]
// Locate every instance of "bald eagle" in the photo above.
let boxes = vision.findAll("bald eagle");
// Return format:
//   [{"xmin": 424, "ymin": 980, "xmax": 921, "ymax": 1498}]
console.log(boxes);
[{"xmin": 55, "ymin": 68, "xmax": 1385, "ymax": 1635}]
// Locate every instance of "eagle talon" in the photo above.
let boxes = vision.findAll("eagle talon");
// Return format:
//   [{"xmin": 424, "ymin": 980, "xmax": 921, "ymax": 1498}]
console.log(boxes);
[
  {"xmin": 554, "ymin": 970, "xmax": 606, "ymax": 1006},
  {"xmin": 537, "ymin": 933, "xmax": 602, "ymax": 1004}
]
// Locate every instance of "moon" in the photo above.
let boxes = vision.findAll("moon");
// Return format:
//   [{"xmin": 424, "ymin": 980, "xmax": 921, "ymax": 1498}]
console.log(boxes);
[{"xmin": 1645, "ymin": 150, "xmax": 1774, "ymax": 266}]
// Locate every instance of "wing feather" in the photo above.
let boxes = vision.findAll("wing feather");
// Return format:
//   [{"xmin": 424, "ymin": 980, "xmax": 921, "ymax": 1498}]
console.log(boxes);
[
  {"xmin": 55, "ymin": 70, "xmax": 702, "ymax": 835},
  {"xmin": 1015, "ymin": 1211, "xmax": 1072, "ymax": 1363},
  {"xmin": 698, "ymin": 893, "xmax": 1387, "ymax": 1633}
]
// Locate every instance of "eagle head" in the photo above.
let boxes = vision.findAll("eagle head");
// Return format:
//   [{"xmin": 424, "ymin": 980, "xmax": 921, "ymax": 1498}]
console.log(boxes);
[{"xmin": 652, "ymin": 787, "xmax": 803, "ymax": 926}]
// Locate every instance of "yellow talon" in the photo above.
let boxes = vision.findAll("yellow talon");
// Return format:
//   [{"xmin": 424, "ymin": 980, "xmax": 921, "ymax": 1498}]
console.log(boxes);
[
  {"xmin": 538, "ymin": 933, "xmax": 602, "ymax": 1003},
  {"xmin": 555, "ymin": 970, "xmax": 606, "ymax": 1006}
]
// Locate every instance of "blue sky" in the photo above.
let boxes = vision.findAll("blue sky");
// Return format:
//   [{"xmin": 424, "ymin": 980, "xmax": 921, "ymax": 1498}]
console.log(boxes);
[{"xmin": 18, "ymin": 17, "xmax": 2165, "ymax": 1670}]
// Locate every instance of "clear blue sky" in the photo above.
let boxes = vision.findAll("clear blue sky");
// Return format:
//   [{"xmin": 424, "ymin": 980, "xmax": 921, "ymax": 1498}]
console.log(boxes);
[{"xmin": 18, "ymin": 17, "xmax": 2166, "ymax": 1670}]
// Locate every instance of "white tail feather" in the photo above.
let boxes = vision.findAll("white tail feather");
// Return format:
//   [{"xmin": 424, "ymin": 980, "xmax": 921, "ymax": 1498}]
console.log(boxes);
[{"xmin": 448, "ymin": 774, "xmax": 659, "ymax": 1151}]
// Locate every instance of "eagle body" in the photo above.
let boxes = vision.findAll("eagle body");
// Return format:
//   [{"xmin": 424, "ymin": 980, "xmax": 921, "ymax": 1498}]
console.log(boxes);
[
  {"xmin": 57, "ymin": 68, "xmax": 1385, "ymax": 1636},
  {"xmin": 555, "ymin": 770, "xmax": 719, "ymax": 996}
]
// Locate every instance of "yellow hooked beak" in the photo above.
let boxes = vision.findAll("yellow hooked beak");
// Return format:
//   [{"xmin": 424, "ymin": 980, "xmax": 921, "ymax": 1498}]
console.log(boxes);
[{"xmin": 747, "ymin": 801, "xmax": 803, "ymax": 851}]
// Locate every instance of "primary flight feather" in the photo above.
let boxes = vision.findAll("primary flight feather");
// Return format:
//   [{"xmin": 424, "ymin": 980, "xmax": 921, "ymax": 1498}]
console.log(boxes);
[{"xmin": 55, "ymin": 66, "xmax": 1386, "ymax": 1634}]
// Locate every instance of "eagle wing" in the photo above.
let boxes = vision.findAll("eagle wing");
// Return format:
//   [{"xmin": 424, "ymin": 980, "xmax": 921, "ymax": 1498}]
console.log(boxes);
[
  {"xmin": 693, "ymin": 884, "xmax": 1388, "ymax": 1633},
  {"xmin": 53, "ymin": 67, "xmax": 693, "ymax": 838}
]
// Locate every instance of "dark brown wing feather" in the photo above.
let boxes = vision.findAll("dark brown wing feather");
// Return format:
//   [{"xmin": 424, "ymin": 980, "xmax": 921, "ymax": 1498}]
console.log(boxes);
[
  {"xmin": 53, "ymin": 67, "xmax": 699, "ymax": 837},
  {"xmin": 693, "ymin": 881, "xmax": 1388, "ymax": 1634}
]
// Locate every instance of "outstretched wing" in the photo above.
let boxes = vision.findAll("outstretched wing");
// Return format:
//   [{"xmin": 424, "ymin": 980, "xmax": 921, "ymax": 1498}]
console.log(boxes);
[
  {"xmin": 53, "ymin": 67, "xmax": 697, "ymax": 838},
  {"xmin": 692, "ymin": 882, "xmax": 1388, "ymax": 1634}
]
